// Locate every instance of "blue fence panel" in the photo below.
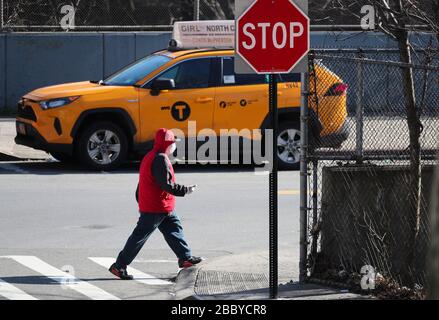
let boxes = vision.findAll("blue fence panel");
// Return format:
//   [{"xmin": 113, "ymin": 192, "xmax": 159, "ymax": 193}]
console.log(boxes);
[
  {"xmin": 0, "ymin": 31, "xmax": 436, "ymax": 112},
  {"xmin": 0, "ymin": 35, "xmax": 5, "ymax": 111},
  {"xmin": 6, "ymin": 33, "xmax": 104, "ymax": 109},
  {"xmin": 103, "ymin": 33, "xmax": 136, "ymax": 78},
  {"xmin": 311, "ymin": 31, "xmax": 396, "ymax": 49},
  {"xmin": 135, "ymin": 32, "xmax": 171, "ymax": 59}
]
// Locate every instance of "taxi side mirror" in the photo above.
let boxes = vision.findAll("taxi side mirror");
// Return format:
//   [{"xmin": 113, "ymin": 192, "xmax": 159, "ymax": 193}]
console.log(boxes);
[{"xmin": 150, "ymin": 78, "xmax": 175, "ymax": 96}]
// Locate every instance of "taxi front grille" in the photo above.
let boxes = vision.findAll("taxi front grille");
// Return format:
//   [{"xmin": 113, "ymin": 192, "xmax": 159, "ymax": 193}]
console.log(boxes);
[{"xmin": 17, "ymin": 101, "xmax": 37, "ymax": 122}]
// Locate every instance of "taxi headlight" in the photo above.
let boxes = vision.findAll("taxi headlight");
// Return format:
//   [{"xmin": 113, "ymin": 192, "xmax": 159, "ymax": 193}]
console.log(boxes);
[{"xmin": 40, "ymin": 96, "xmax": 80, "ymax": 110}]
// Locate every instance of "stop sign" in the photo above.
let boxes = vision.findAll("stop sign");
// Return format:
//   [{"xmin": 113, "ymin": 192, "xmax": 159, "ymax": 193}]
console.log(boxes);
[{"xmin": 236, "ymin": 0, "xmax": 310, "ymax": 74}]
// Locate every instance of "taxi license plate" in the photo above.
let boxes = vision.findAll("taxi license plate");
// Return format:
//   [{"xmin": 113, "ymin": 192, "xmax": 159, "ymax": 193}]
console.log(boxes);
[{"xmin": 17, "ymin": 123, "xmax": 26, "ymax": 135}]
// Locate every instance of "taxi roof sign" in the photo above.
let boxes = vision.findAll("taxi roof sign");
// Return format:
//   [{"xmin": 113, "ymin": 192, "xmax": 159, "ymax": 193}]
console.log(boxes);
[{"xmin": 169, "ymin": 20, "xmax": 235, "ymax": 50}]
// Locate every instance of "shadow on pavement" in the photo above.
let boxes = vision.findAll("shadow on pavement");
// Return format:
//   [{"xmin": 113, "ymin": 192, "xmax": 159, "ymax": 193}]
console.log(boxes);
[
  {"xmin": 83, "ymin": 277, "xmax": 175, "ymax": 282},
  {"xmin": 0, "ymin": 275, "xmax": 174, "ymax": 285},
  {"xmin": 0, "ymin": 276, "xmax": 58, "ymax": 285}
]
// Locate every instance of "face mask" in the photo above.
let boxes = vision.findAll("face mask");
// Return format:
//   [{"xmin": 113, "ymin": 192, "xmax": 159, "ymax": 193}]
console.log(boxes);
[{"xmin": 167, "ymin": 143, "xmax": 177, "ymax": 155}]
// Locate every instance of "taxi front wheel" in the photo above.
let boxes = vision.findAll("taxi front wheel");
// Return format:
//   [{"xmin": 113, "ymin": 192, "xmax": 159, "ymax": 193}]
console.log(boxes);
[
  {"xmin": 276, "ymin": 121, "xmax": 301, "ymax": 170},
  {"xmin": 77, "ymin": 121, "xmax": 128, "ymax": 171}
]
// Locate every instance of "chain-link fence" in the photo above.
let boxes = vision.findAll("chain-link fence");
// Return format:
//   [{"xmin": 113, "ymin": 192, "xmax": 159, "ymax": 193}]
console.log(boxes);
[
  {"xmin": 0, "ymin": 0, "xmax": 408, "ymax": 32},
  {"xmin": 0, "ymin": 0, "xmax": 234, "ymax": 31},
  {"xmin": 305, "ymin": 48, "xmax": 439, "ymax": 292}
]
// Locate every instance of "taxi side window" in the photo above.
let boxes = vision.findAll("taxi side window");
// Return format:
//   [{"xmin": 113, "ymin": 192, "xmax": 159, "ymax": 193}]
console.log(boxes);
[
  {"xmin": 159, "ymin": 58, "xmax": 211, "ymax": 89},
  {"xmin": 279, "ymin": 73, "xmax": 301, "ymax": 82},
  {"xmin": 222, "ymin": 57, "xmax": 300, "ymax": 85},
  {"xmin": 222, "ymin": 57, "xmax": 266, "ymax": 86}
]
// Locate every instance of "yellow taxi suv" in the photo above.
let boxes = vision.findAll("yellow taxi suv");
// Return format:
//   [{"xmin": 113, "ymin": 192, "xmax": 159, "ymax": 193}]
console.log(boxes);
[{"xmin": 15, "ymin": 21, "xmax": 348, "ymax": 171}]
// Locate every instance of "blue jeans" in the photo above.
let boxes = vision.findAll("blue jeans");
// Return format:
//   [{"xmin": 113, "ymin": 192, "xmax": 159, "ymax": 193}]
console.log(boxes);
[{"xmin": 115, "ymin": 211, "xmax": 192, "ymax": 268}]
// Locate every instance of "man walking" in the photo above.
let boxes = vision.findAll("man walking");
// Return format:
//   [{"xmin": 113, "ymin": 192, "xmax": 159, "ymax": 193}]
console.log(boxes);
[{"xmin": 109, "ymin": 128, "xmax": 202, "ymax": 280}]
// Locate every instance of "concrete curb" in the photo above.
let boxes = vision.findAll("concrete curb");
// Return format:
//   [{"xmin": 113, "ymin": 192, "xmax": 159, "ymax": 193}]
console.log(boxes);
[{"xmin": 174, "ymin": 266, "xmax": 203, "ymax": 300}]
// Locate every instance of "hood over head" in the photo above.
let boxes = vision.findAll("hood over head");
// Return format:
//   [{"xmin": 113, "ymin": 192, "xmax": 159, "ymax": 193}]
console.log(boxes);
[{"xmin": 153, "ymin": 128, "xmax": 176, "ymax": 153}]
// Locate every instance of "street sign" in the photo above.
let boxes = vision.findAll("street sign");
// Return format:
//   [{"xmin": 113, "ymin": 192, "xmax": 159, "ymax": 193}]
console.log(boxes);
[
  {"xmin": 171, "ymin": 20, "xmax": 234, "ymax": 49},
  {"xmin": 235, "ymin": 0, "xmax": 309, "ymax": 74}
]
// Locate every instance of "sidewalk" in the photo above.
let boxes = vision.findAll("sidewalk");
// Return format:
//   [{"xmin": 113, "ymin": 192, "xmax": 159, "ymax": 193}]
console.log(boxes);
[
  {"xmin": 175, "ymin": 250, "xmax": 371, "ymax": 300},
  {"xmin": 0, "ymin": 118, "xmax": 50, "ymax": 161}
]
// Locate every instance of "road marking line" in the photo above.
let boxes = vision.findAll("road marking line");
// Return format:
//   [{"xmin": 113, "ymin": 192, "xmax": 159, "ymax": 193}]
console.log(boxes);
[
  {"xmin": 278, "ymin": 189, "xmax": 300, "ymax": 195},
  {"xmin": 0, "ymin": 278, "xmax": 38, "ymax": 300},
  {"xmin": 2, "ymin": 256, "xmax": 119, "ymax": 300},
  {"xmin": 89, "ymin": 257, "xmax": 173, "ymax": 286}
]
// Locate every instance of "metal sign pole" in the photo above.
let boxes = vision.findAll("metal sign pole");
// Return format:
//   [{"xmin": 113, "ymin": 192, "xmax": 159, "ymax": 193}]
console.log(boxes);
[
  {"xmin": 269, "ymin": 73, "xmax": 278, "ymax": 299},
  {"xmin": 299, "ymin": 71, "xmax": 309, "ymax": 282},
  {"xmin": 235, "ymin": 0, "xmax": 309, "ymax": 298}
]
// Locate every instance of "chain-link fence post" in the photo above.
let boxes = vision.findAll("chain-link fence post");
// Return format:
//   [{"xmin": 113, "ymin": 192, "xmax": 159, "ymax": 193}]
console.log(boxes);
[
  {"xmin": 300, "ymin": 70, "xmax": 310, "ymax": 282},
  {"xmin": 1, "ymin": 0, "xmax": 4, "ymax": 32},
  {"xmin": 310, "ymin": 158, "xmax": 318, "ymax": 269},
  {"xmin": 356, "ymin": 49, "xmax": 364, "ymax": 163},
  {"xmin": 193, "ymin": 0, "xmax": 200, "ymax": 21}
]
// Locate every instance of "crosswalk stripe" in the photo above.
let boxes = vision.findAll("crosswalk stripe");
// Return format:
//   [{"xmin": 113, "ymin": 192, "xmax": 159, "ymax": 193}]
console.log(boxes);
[
  {"xmin": 89, "ymin": 257, "xmax": 173, "ymax": 286},
  {"xmin": 2, "ymin": 256, "xmax": 120, "ymax": 300},
  {"xmin": 0, "ymin": 279, "xmax": 38, "ymax": 300}
]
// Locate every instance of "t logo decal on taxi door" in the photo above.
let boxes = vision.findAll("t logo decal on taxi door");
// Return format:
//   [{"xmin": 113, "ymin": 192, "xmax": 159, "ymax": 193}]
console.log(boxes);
[{"xmin": 171, "ymin": 101, "xmax": 191, "ymax": 121}]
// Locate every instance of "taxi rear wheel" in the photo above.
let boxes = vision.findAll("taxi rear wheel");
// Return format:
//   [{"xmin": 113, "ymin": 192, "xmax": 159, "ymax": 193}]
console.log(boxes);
[
  {"xmin": 276, "ymin": 121, "xmax": 301, "ymax": 170},
  {"xmin": 77, "ymin": 121, "xmax": 128, "ymax": 170}
]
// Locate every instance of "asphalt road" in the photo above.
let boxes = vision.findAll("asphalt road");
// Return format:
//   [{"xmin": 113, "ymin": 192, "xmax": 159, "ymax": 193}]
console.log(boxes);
[{"xmin": 0, "ymin": 161, "xmax": 301, "ymax": 300}]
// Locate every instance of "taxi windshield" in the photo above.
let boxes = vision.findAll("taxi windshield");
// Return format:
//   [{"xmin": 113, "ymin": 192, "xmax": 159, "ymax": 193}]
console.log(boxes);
[{"xmin": 104, "ymin": 54, "xmax": 171, "ymax": 86}]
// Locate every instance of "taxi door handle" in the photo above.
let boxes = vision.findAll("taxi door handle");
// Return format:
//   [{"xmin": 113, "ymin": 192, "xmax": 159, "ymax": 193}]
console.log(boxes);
[{"xmin": 195, "ymin": 97, "xmax": 213, "ymax": 103}]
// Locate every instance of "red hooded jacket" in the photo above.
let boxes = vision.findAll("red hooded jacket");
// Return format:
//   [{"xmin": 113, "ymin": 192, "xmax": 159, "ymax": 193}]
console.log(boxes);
[{"xmin": 138, "ymin": 128, "xmax": 187, "ymax": 214}]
